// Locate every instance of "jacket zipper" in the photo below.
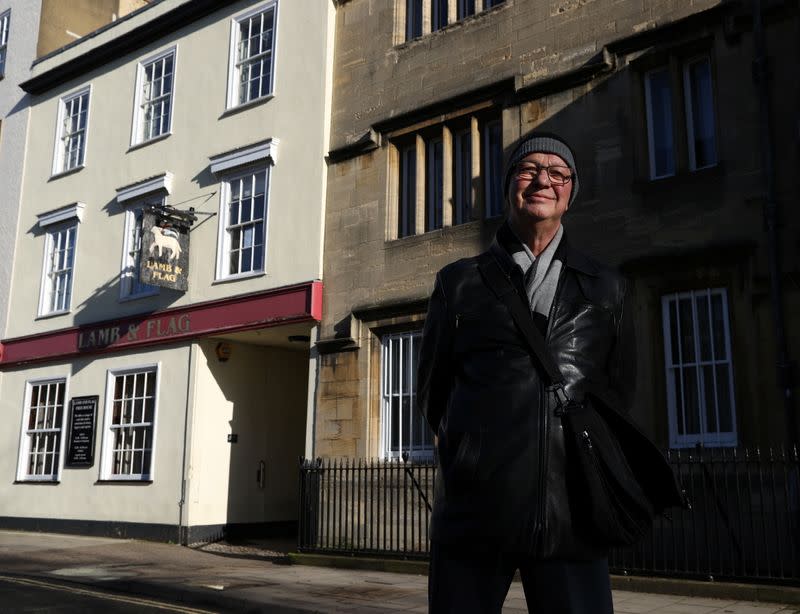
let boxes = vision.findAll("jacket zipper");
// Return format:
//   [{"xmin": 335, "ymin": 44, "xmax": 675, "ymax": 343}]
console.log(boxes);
[{"xmin": 534, "ymin": 263, "xmax": 567, "ymax": 553}]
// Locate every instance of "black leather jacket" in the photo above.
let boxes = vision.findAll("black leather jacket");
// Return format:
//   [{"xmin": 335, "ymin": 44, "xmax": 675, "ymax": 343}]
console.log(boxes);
[{"xmin": 417, "ymin": 223, "xmax": 636, "ymax": 558}]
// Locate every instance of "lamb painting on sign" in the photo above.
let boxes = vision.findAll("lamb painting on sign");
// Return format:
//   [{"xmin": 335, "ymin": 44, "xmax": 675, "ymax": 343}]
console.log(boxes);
[{"xmin": 140, "ymin": 210, "xmax": 189, "ymax": 291}]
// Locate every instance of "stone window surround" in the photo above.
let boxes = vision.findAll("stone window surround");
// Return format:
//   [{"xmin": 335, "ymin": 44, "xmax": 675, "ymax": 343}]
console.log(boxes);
[
  {"xmin": 395, "ymin": 0, "xmax": 507, "ymax": 45},
  {"xmin": 386, "ymin": 104, "xmax": 502, "ymax": 241},
  {"xmin": 630, "ymin": 37, "xmax": 719, "ymax": 182}
]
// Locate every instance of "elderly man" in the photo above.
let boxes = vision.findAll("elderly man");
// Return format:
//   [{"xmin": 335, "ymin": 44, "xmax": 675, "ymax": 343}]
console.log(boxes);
[{"xmin": 417, "ymin": 132, "xmax": 634, "ymax": 613}]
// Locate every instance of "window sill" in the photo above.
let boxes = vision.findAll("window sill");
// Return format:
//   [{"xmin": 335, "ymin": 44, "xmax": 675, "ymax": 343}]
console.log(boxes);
[
  {"xmin": 220, "ymin": 94, "xmax": 274, "ymax": 119},
  {"xmin": 95, "ymin": 479, "xmax": 153, "ymax": 484},
  {"xmin": 127, "ymin": 132, "xmax": 172, "ymax": 153},
  {"xmin": 212, "ymin": 270, "xmax": 266, "ymax": 285},
  {"xmin": 14, "ymin": 479, "xmax": 60, "ymax": 484},
  {"xmin": 386, "ymin": 216, "xmax": 503, "ymax": 246},
  {"xmin": 49, "ymin": 165, "xmax": 85, "ymax": 181},
  {"xmin": 632, "ymin": 163, "xmax": 724, "ymax": 194},
  {"xmin": 36, "ymin": 309, "xmax": 71, "ymax": 320},
  {"xmin": 670, "ymin": 441, "xmax": 737, "ymax": 449}
]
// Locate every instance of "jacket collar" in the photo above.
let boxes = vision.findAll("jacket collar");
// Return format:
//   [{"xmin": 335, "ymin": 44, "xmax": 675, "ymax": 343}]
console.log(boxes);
[{"xmin": 489, "ymin": 220, "xmax": 600, "ymax": 278}]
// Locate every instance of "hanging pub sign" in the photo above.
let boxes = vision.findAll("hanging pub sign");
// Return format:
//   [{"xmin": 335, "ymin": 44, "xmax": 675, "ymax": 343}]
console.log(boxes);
[
  {"xmin": 65, "ymin": 396, "xmax": 99, "ymax": 468},
  {"xmin": 139, "ymin": 205, "xmax": 195, "ymax": 292}
]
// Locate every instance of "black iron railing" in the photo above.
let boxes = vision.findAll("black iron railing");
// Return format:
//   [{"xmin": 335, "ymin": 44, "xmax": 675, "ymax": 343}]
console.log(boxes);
[
  {"xmin": 298, "ymin": 456, "xmax": 435, "ymax": 558},
  {"xmin": 298, "ymin": 446, "xmax": 800, "ymax": 583},
  {"xmin": 609, "ymin": 446, "xmax": 800, "ymax": 583}
]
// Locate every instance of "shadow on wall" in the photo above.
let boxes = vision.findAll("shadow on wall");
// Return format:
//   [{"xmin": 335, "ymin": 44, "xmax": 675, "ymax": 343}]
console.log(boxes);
[{"xmin": 195, "ymin": 339, "xmax": 309, "ymax": 537}]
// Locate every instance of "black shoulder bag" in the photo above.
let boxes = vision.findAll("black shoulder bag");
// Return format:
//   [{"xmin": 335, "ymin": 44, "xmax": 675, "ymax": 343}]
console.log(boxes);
[{"xmin": 477, "ymin": 252, "xmax": 688, "ymax": 547}]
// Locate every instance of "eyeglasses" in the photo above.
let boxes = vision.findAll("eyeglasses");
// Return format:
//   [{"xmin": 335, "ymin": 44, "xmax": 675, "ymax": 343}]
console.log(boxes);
[{"xmin": 514, "ymin": 163, "xmax": 573, "ymax": 186}]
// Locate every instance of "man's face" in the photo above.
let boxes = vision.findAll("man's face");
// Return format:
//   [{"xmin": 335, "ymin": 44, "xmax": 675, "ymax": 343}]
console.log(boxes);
[{"xmin": 507, "ymin": 152, "xmax": 573, "ymax": 227}]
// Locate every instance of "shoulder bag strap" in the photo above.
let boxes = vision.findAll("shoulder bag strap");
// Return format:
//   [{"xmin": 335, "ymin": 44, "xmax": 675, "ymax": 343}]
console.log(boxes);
[{"xmin": 476, "ymin": 252, "xmax": 569, "ymax": 403}]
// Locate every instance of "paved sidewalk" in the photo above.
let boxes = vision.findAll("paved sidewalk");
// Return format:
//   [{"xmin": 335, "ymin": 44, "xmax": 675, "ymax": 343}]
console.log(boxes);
[{"xmin": 0, "ymin": 530, "xmax": 798, "ymax": 613}]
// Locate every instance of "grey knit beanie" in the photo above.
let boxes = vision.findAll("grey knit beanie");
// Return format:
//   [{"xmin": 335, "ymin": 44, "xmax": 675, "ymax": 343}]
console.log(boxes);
[{"xmin": 503, "ymin": 132, "xmax": 579, "ymax": 207}]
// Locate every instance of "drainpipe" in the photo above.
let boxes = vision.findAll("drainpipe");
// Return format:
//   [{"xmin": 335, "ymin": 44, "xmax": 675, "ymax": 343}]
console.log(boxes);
[
  {"xmin": 178, "ymin": 343, "xmax": 196, "ymax": 545},
  {"xmin": 752, "ymin": 0, "xmax": 797, "ymax": 445}
]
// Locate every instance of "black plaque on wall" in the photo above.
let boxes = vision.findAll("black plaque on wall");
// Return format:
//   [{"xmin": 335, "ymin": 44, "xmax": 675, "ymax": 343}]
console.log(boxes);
[{"xmin": 66, "ymin": 396, "xmax": 99, "ymax": 468}]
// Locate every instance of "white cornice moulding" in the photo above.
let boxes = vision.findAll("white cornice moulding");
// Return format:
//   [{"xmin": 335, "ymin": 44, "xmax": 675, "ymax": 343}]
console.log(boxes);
[
  {"xmin": 37, "ymin": 202, "xmax": 86, "ymax": 227},
  {"xmin": 116, "ymin": 172, "xmax": 174, "ymax": 203},
  {"xmin": 209, "ymin": 138, "xmax": 279, "ymax": 175}
]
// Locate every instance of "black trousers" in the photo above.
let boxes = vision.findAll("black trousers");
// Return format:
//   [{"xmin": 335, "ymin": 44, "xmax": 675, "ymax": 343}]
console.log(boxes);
[{"xmin": 428, "ymin": 541, "xmax": 614, "ymax": 614}]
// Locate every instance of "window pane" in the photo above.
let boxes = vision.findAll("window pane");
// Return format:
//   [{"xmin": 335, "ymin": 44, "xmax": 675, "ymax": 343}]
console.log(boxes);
[
  {"xmin": 390, "ymin": 396, "xmax": 400, "ymax": 452},
  {"xmin": 453, "ymin": 130, "xmax": 472, "ymax": 225},
  {"xmin": 484, "ymin": 120, "xmax": 503, "ymax": 218},
  {"xmin": 406, "ymin": 0, "xmax": 422, "ymax": 40},
  {"xmin": 399, "ymin": 146, "xmax": 416, "ymax": 238},
  {"xmin": 241, "ymin": 247, "xmax": 253, "ymax": 272},
  {"xmin": 702, "ymin": 364, "xmax": 718, "ymax": 434},
  {"xmin": 458, "ymin": 0, "xmax": 476, "ymax": 19},
  {"xmin": 696, "ymin": 293, "xmax": 711, "ymax": 362},
  {"xmin": 402, "ymin": 396, "xmax": 411, "ymax": 449},
  {"xmin": 645, "ymin": 68, "xmax": 675, "ymax": 178},
  {"xmin": 432, "ymin": 0, "xmax": 448, "ymax": 30},
  {"xmin": 716, "ymin": 364, "xmax": 733, "ymax": 432},
  {"xmin": 678, "ymin": 297, "xmax": 695, "ymax": 363},
  {"xmin": 667, "ymin": 370, "xmax": 682, "ymax": 435},
  {"xmin": 687, "ymin": 58, "xmax": 717, "ymax": 169},
  {"xmin": 682, "ymin": 366, "xmax": 700, "ymax": 435},
  {"xmin": 711, "ymin": 293, "xmax": 727, "ymax": 359},
  {"xmin": 425, "ymin": 138, "xmax": 443, "ymax": 232}
]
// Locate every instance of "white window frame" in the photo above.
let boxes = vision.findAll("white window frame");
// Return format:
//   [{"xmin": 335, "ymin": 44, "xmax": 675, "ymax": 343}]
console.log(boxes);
[
  {"xmin": 130, "ymin": 46, "xmax": 177, "ymax": 146},
  {"xmin": 99, "ymin": 364, "xmax": 161, "ymax": 481},
  {"xmin": 0, "ymin": 10, "xmax": 10, "ymax": 78},
  {"xmin": 38, "ymin": 222, "xmax": 78, "ymax": 317},
  {"xmin": 683, "ymin": 55, "xmax": 717, "ymax": 172},
  {"xmin": 380, "ymin": 330, "xmax": 433, "ymax": 460},
  {"xmin": 215, "ymin": 165, "xmax": 272, "ymax": 281},
  {"xmin": 52, "ymin": 85, "xmax": 91, "ymax": 176},
  {"xmin": 16, "ymin": 377, "xmax": 69, "ymax": 482},
  {"xmin": 119, "ymin": 198, "xmax": 162, "ymax": 301},
  {"xmin": 225, "ymin": 1, "xmax": 279, "ymax": 109},
  {"xmin": 662, "ymin": 288, "xmax": 737, "ymax": 448},
  {"xmin": 643, "ymin": 67, "xmax": 675, "ymax": 180}
]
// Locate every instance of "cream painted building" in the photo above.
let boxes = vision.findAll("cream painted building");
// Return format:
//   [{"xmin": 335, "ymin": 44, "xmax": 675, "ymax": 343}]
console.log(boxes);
[{"xmin": 0, "ymin": 0, "xmax": 334, "ymax": 543}]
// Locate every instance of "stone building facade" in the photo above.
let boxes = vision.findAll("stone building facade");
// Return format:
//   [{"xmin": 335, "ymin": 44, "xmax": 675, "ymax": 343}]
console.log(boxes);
[{"xmin": 314, "ymin": 0, "xmax": 799, "ymax": 461}]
